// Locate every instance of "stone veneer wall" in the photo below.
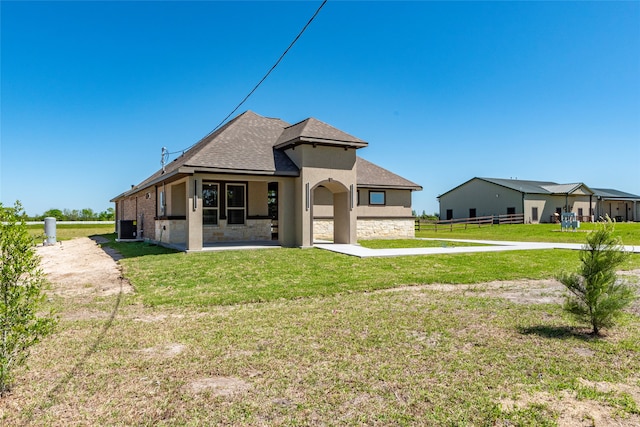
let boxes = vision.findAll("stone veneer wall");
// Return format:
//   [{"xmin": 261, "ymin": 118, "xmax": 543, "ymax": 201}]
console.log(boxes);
[
  {"xmin": 203, "ymin": 219, "xmax": 271, "ymax": 242},
  {"xmin": 314, "ymin": 218, "xmax": 415, "ymax": 241},
  {"xmin": 313, "ymin": 219, "xmax": 334, "ymax": 241}
]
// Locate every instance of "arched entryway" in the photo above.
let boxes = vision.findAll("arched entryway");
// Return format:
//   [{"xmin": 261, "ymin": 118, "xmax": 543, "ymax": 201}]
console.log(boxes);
[{"xmin": 311, "ymin": 179, "xmax": 353, "ymax": 245}]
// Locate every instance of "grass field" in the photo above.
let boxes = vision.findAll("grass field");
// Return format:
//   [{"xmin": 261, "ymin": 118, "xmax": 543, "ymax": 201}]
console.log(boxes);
[
  {"xmin": 416, "ymin": 222, "xmax": 640, "ymax": 245},
  {"xmin": 5, "ymin": 223, "xmax": 640, "ymax": 425},
  {"xmin": 27, "ymin": 223, "xmax": 115, "ymax": 241}
]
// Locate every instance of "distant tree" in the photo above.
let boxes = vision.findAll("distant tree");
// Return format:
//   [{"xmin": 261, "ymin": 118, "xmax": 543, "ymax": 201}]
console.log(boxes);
[
  {"xmin": 0, "ymin": 202, "xmax": 56, "ymax": 396},
  {"xmin": 80, "ymin": 208, "xmax": 96, "ymax": 221},
  {"xmin": 63, "ymin": 209, "xmax": 80, "ymax": 221},
  {"xmin": 557, "ymin": 217, "xmax": 637, "ymax": 336},
  {"xmin": 41, "ymin": 209, "xmax": 64, "ymax": 221},
  {"xmin": 98, "ymin": 207, "xmax": 115, "ymax": 221}
]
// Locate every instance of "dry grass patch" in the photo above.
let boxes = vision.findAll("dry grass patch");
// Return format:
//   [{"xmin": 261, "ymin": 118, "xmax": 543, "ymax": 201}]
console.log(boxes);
[
  {"xmin": 188, "ymin": 377, "xmax": 251, "ymax": 396},
  {"xmin": 5, "ymin": 284, "xmax": 639, "ymax": 425},
  {"xmin": 499, "ymin": 376, "xmax": 640, "ymax": 426},
  {"xmin": 137, "ymin": 343, "xmax": 186, "ymax": 359}
]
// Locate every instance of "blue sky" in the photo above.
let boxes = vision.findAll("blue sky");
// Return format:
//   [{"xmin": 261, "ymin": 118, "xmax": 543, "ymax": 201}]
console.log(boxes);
[{"xmin": 2, "ymin": 1, "xmax": 639, "ymax": 217}]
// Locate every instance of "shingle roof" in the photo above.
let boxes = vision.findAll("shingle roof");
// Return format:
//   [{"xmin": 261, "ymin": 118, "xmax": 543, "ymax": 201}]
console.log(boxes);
[
  {"xmin": 117, "ymin": 112, "xmax": 297, "ymax": 196},
  {"xmin": 356, "ymin": 157, "xmax": 422, "ymax": 190},
  {"xmin": 113, "ymin": 111, "xmax": 420, "ymax": 200},
  {"xmin": 275, "ymin": 117, "xmax": 368, "ymax": 149}
]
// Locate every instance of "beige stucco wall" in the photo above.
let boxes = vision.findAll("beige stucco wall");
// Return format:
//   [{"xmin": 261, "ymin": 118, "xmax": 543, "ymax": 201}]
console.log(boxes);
[
  {"xmin": 170, "ymin": 181, "xmax": 186, "ymax": 216},
  {"xmin": 316, "ymin": 188, "xmax": 413, "ymax": 218},
  {"xmin": 356, "ymin": 189, "xmax": 413, "ymax": 217},
  {"xmin": 248, "ymin": 181, "xmax": 268, "ymax": 217},
  {"xmin": 286, "ymin": 145, "xmax": 359, "ymax": 247},
  {"xmin": 357, "ymin": 188, "xmax": 411, "ymax": 207}
]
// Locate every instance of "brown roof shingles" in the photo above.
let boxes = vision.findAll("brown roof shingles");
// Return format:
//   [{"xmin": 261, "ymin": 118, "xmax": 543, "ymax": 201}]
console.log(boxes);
[
  {"xmin": 275, "ymin": 117, "xmax": 367, "ymax": 148},
  {"xmin": 114, "ymin": 111, "xmax": 421, "ymax": 199},
  {"xmin": 356, "ymin": 157, "xmax": 422, "ymax": 190}
]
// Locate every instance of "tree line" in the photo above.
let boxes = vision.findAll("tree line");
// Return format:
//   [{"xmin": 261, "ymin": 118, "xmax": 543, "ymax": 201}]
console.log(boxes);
[
  {"xmin": 29, "ymin": 207, "xmax": 115, "ymax": 221},
  {"xmin": 412, "ymin": 210, "xmax": 439, "ymax": 221}
]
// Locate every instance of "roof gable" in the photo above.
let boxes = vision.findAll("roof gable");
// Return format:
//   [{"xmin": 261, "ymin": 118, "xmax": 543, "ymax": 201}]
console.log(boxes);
[{"xmin": 275, "ymin": 118, "xmax": 368, "ymax": 150}]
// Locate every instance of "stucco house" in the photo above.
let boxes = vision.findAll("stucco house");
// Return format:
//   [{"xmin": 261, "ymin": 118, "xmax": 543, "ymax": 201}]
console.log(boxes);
[
  {"xmin": 438, "ymin": 177, "xmax": 640, "ymax": 223},
  {"xmin": 111, "ymin": 111, "xmax": 422, "ymax": 251}
]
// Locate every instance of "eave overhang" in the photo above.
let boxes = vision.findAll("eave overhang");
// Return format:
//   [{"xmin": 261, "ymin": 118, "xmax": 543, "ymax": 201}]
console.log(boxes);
[
  {"xmin": 274, "ymin": 136, "xmax": 368, "ymax": 151},
  {"xmin": 357, "ymin": 183, "xmax": 423, "ymax": 191},
  {"xmin": 111, "ymin": 166, "xmax": 300, "ymax": 202}
]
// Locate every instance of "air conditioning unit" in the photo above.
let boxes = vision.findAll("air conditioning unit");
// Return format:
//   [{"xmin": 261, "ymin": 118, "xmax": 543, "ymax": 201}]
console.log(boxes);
[{"xmin": 118, "ymin": 220, "xmax": 137, "ymax": 240}]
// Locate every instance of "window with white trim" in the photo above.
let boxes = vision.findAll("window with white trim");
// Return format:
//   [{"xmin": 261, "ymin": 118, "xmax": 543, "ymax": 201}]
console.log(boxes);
[
  {"xmin": 203, "ymin": 183, "xmax": 218, "ymax": 225},
  {"xmin": 226, "ymin": 184, "xmax": 246, "ymax": 225}
]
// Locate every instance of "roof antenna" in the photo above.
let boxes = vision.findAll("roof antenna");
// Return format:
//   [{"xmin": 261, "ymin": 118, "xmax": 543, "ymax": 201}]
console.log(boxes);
[{"xmin": 161, "ymin": 147, "xmax": 169, "ymax": 172}]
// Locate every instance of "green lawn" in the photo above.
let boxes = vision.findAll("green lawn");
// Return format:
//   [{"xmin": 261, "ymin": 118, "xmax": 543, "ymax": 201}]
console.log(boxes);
[
  {"xmin": 416, "ymin": 222, "xmax": 640, "ymax": 245},
  {"xmin": 27, "ymin": 223, "xmax": 115, "ymax": 241},
  {"xmin": 7, "ymin": 223, "xmax": 639, "ymax": 425},
  {"xmin": 91, "ymin": 229, "xmax": 640, "ymax": 308}
]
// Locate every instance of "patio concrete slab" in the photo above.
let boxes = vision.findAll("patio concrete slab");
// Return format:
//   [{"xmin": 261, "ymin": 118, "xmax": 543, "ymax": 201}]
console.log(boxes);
[{"xmin": 166, "ymin": 241, "xmax": 281, "ymax": 253}]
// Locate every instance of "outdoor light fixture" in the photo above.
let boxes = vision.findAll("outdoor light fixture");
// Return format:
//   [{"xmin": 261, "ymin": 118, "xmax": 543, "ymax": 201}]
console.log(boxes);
[
  {"xmin": 193, "ymin": 180, "xmax": 198, "ymax": 210},
  {"xmin": 350, "ymin": 184, "xmax": 354, "ymax": 210}
]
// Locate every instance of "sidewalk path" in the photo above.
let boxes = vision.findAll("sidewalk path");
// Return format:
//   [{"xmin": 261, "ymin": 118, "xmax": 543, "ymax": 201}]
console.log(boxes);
[{"xmin": 315, "ymin": 239, "xmax": 640, "ymax": 258}]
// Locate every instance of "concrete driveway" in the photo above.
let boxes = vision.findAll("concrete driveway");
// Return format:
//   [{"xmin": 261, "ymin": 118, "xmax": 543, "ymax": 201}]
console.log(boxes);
[{"xmin": 315, "ymin": 238, "xmax": 640, "ymax": 258}]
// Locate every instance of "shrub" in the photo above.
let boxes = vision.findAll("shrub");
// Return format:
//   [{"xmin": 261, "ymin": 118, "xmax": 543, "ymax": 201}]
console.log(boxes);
[
  {"xmin": 557, "ymin": 217, "xmax": 637, "ymax": 336},
  {"xmin": 0, "ymin": 202, "xmax": 57, "ymax": 396}
]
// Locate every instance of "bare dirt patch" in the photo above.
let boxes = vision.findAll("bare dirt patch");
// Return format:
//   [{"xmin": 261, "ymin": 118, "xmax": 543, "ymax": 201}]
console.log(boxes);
[
  {"xmin": 385, "ymin": 279, "xmax": 567, "ymax": 305},
  {"xmin": 387, "ymin": 273, "xmax": 640, "ymax": 308},
  {"xmin": 36, "ymin": 237, "xmax": 133, "ymax": 298},
  {"xmin": 137, "ymin": 343, "xmax": 186, "ymax": 359},
  {"xmin": 188, "ymin": 377, "xmax": 251, "ymax": 396}
]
